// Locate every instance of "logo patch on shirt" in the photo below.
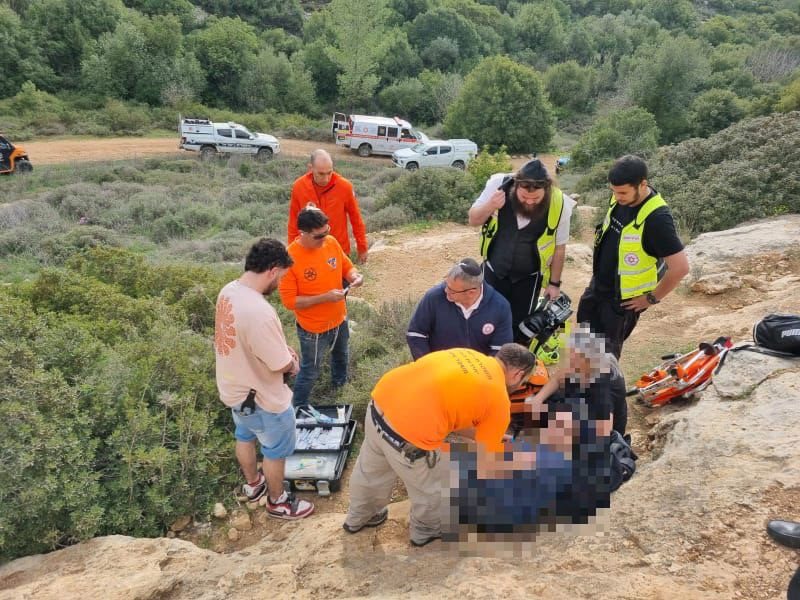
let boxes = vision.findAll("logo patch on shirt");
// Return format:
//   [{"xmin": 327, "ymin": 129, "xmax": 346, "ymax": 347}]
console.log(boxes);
[
  {"xmin": 482, "ymin": 323, "xmax": 495, "ymax": 335},
  {"xmin": 304, "ymin": 268, "xmax": 317, "ymax": 281},
  {"xmin": 624, "ymin": 252, "xmax": 640, "ymax": 266},
  {"xmin": 327, "ymin": 257, "xmax": 337, "ymax": 269}
]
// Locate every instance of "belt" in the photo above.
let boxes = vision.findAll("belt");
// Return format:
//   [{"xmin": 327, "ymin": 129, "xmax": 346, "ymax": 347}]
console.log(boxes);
[{"xmin": 370, "ymin": 402, "xmax": 428, "ymax": 463}]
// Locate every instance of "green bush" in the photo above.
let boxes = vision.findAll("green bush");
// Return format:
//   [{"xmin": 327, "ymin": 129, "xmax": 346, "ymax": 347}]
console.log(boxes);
[
  {"xmin": 571, "ymin": 107, "xmax": 660, "ymax": 168},
  {"xmin": 375, "ymin": 169, "xmax": 480, "ymax": 222},
  {"xmin": 366, "ymin": 205, "xmax": 413, "ymax": 231},
  {"xmin": 467, "ymin": 146, "xmax": 513, "ymax": 188}
]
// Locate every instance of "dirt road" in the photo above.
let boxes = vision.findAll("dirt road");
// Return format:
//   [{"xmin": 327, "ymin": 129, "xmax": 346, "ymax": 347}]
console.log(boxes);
[{"xmin": 22, "ymin": 135, "xmax": 553, "ymax": 171}]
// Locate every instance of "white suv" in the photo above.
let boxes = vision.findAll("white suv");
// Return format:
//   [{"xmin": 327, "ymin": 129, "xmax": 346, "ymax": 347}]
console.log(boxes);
[{"xmin": 392, "ymin": 139, "xmax": 477, "ymax": 170}]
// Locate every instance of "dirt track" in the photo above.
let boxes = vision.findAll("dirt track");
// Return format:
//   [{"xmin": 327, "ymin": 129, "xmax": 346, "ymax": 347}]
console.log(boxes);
[{"xmin": 22, "ymin": 136, "xmax": 553, "ymax": 172}]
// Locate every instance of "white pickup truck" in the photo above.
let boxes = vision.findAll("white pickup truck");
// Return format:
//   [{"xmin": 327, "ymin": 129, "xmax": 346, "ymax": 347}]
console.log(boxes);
[
  {"xmin": 179, "ymin": 117, "xmax": 280, "ymax": 161},
  {"xmin": 391, "ymin": 139, "xmax": 478, "ymax": 170}
]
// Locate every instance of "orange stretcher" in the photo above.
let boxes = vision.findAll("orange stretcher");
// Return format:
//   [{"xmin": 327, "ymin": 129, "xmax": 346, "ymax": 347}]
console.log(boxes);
[
  {"xmin": 628, "ymin": 336, "xmax": 732, "ymax": 407},
  {"xmin": 509, "ymin": 359, "xmax": 550, "ymax": 434}
]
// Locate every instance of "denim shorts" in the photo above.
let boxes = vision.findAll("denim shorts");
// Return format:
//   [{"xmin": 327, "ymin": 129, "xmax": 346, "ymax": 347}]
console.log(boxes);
[{"xmin": 232, "ymin": 404, "xmax": 296, "ymax": 460}]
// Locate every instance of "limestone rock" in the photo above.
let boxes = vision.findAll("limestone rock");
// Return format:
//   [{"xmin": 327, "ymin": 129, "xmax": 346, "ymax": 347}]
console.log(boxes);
[
  {"xmin": 227, "ymin": 528, "xmax": 240, "ymax": 542},
  {"xmin": 713, "ymin": 348, "xmax": 798, "ymax": 399},
  {"xmin": 230, "ymin": 511, "xmax": 252, "ymax": 531},
  {"xmin": 212, "ymin": 503, "xmax": 228, "ymax": 519},
  {"xmin": 690, "ymin": 271, "xmax": 743, "ymax": 295}
]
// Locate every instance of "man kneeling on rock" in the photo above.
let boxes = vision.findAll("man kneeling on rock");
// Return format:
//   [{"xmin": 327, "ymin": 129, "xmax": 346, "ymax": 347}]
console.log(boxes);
[{"xmin": 343, "ymin": 344, "xmax": 535, "ymax": 546}]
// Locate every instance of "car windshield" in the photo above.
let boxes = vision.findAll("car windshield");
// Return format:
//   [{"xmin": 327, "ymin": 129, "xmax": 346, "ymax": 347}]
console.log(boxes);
[
  {"xmin": 413, "ymin": 130, "xmax": 429, "ymax": 143},
  {"xmin": 410, "ymin": 143, "xmax": 426, "ymax": 153}
]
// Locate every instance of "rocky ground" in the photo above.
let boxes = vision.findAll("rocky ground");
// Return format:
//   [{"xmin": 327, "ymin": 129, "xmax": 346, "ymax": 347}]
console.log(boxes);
[{"xmin": 1, "ymin": 215, "xmax": 798, "ymax": 600}]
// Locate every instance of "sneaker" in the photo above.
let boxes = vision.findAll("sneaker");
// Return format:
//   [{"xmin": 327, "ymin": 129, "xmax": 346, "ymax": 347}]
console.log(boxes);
[
  {"xmin": 266, "ymin": 492, "xmax": 315, "ymax": 520},
  {"xmin": 342, "ymin": 507, "xmax": 389, "ymax": 534},
  {"xmin": 242, "ymin": 473, "xmax": 267, "ymax": 502}
]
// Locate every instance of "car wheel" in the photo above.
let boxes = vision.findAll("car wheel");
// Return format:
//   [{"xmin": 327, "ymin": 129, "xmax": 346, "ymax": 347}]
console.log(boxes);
[
  {"xmin": 406, "ymin": 162, "xmax": 418, "ymax": 171},
  {"xmin": 256, "ymin": 147, "xmax": 273, "ymax": 162},
  {"xmin": 15, "ymin": 160, "xmax": 33, "ymax": 173},
  {"xmin": 357, "ymin": 143, "xmax": 372, "ymax": 157},
  {"xmin": 200, "ymin": 146, "xmax": 216, "ymax": 161},
  {"xmin": 452, "ymin": 160, "xmax": 465, "ymax": 170}
]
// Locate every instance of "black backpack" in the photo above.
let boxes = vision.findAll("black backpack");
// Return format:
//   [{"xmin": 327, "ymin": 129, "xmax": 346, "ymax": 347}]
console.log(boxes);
[
  {"xmin": 753, "ymin": 314, "xmax": 800, "ymax": 357},
  {"xmin": 610, "ymin": 431, "xmax": 637, "ymax": 492}
]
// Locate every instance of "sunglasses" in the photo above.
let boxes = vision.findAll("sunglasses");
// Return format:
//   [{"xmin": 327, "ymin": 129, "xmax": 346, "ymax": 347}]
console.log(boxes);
[
  {"xmin": 516, "ymin": 180, "xmax": 548, "ymax": 191},
  {"xmin": 304, "ymin": 227, "xmax": 330, "ymax": 240}
]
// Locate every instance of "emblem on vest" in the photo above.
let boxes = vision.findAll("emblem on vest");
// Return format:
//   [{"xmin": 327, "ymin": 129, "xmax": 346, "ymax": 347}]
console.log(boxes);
[
  {"xmin": 482, "ymin": 323, "xmax": 495, "ymax": 335},
  {"xmin": 304, "ymin": 268, "xmax": 317, "ymax": 281},
  {"xmin": 624, "ymin": 253, "xmax": 640, "ymax": 266},
  {"xmin": 327, "ymin": 257, "xmax": 337, "ymax": 269}
]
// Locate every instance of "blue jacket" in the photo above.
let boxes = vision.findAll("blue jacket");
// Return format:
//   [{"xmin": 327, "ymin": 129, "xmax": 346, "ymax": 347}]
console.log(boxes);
[{"xmin": 406, "ymin": 282, "xmax": 513, "ymax": 360}]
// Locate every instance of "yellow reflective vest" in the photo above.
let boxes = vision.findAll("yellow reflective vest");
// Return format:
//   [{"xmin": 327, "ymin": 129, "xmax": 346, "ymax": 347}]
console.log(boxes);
[
  {"xmin": 480, "ymin": 187, "xmax": 564, "ymax": 285},
  {"xmin": 598, "ymin": 193, "xmax": 667, "ymax": 300}
]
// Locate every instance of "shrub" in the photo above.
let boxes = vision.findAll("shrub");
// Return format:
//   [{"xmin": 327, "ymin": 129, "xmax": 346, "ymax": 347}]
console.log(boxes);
[
  {"xmin": 571, "ymin": 107, "xmax": 660, "ymax": 168},
  {"xmin": 366, "ymin": 205, "xmax": 413, "ymax": 231},
  {"xmin": 375, "ymin": 169, "xmax": 479, "ymax": 222},
  {"xmin": 689, "ymin": 89, "xmax": 745, "ymax": 137},
  {"xmin": 468, "ymin": 146, "xmax": 513, "ymax": 188}
]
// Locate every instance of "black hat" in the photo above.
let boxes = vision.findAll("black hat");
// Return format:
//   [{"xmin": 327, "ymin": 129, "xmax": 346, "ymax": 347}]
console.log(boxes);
[{"xmin": 516, "ymin": 159, "xmax": 549, "ymax": 182}]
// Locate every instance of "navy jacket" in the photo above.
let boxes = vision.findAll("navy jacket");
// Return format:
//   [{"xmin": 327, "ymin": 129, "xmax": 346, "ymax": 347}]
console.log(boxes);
[{"xmin": 406, "ymin": 282, "xmax": 513, "ymax": 360}]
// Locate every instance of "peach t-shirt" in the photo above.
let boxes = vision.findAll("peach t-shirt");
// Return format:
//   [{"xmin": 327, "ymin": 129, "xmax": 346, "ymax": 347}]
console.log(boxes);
[
  {"xmin": 279, "ymin": 236, "xmax": 354, "ymax": 333},
  {"xmin": 214, "ymin": 280, "xmax": 292, "ymax": 413},
  {"xmin": 372, "ymin": 348, "xmax": 510, "ymax": 452}
]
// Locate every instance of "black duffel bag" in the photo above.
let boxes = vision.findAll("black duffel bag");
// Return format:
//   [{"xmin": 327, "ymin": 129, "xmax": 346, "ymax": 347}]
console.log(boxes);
[{"xmin": 753, "ymin": 314, "xmax": 800, "ymax": 356}]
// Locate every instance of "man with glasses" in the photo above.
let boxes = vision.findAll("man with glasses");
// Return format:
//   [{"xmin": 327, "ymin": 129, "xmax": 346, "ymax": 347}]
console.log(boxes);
[
  {"xmin": 279, "ymin": 207, "xmax": 364, "ymax": 407},
  {"xmin": 406, "ymin": 258, "xmax": 512, "ymax": 359},
  {"xmin": 576, "ymin": 155, "xmax": 689, "ymax": 359},
  {"xmin": 287, "ymin": 149, "xmax": 369, "ymax": 264},
  {"xmin": 468, "ymin": 159, "xmax": 575, "ymax": 343}
]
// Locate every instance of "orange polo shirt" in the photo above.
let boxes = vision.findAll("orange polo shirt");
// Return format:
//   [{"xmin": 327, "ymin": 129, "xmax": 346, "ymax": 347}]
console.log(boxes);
[
  {"xmin": 373, "ymin": 348, "xmax": 510, "ymax": 452},
  {"xmin": 279, "ymin": 236, "xmax": 354, "ymax": 333}
]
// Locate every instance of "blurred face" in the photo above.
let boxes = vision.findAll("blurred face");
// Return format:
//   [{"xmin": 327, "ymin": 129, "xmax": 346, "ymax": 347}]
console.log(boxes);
[
  {"xmin": 444, "ymin": 277, "xmax": 481, "ymax": 307},
  {"xmin": 301, "ymin": 224, "xmax": 330, "ymax": 249},
  {"xmin": 311, "ymin": 156, "xmax": 334, "ymax": 187},
  {"xmin": 513, "ymin": 180, "xmax": 548, "ymax": 217},
  {"xmin": 611, "ymin": 180, "xmax": 649, "ymax": 206}
]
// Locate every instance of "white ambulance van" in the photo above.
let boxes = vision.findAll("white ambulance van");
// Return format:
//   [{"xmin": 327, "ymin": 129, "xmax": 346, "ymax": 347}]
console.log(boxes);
[{"xmin": 332, "ymin": 113, "xmax": 428, "ymax": 157}]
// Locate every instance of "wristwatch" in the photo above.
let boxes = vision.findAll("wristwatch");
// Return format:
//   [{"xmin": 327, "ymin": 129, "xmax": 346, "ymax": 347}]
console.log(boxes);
[{"xmin": 645, "ymin": 292, "xmax": 660, "ymax": 305}]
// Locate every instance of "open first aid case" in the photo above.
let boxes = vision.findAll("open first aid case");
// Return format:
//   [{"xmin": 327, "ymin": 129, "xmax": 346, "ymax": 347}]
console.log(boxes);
[{"xmin": 283, "ymin": 404, "xmax": 357, "ymax": 496}]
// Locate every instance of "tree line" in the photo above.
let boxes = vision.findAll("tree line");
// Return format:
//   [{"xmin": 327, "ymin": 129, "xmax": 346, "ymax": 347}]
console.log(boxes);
[{"xmin": 1, "ymin": 0, "xmax": 799, "ymax": 155}]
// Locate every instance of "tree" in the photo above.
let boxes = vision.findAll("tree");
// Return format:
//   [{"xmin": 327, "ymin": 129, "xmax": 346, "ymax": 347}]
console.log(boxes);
[
  {"xmin": 571, "ymin": 107, "xmax": 660, "ymax": 168},
  {"xmin": 545, "ymin": 61, "xmax": 596, "ymax": 114},
  {"xmin": 421, "ymin": 37, "xmax": 460, "ymax": 71},
  {"xmin": 193, "ymin": 0, "xmax": 304, "ymax": 34},
  {"xmin": 643, "ymin": 0, "xmax": 697, "ymax": 31},
  {"xmin": 776, "ymin": 77, "xmax": 800, "ymax": 112},
  {"xmin": 514, "ymin": 0, "xmax": 566, "ymax": 61},
  {"xmin": 0, "ymin": 6, "xmax": 55, "ymax": 98},
  {"xmin": 444, "ymin": 55, "xmax": 554, "ymax": 153},
  {"xmin": 407, "ymin": 7, "xmax": 482, "ymax": 60},
  {"xmin": 188, "ymin": 17, "xmax": 260, "ymax": 108},
  {"xmin": 689, "ymin": 89, "xmax": 745, "ymax": 137},
  {"xmin": 376, "ymin": 30, "xmax": 423, "ymax": 87},
  {"xmin": 23, "ymin": 0, "xmax": 122, "ymax": 91},
  {"xmin": 238, "ymin": 49, "xmax": 317, "ymax": 114},
  {"xmin": 625, "ymin": 36, "xmax": 708, "ymax": 142},
  {"xmin": 300, "ymin": 40, "xmax": 341, "ymax": 105},
  {"xmin": 322, "ymin": 0, "xmax": 391, "ymax": 110}
]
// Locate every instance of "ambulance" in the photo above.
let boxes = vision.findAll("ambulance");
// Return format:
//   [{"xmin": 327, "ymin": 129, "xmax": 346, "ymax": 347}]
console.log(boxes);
[{"xmin": 332, "ymin": 113, "xmax": 428, "ymax": 157}]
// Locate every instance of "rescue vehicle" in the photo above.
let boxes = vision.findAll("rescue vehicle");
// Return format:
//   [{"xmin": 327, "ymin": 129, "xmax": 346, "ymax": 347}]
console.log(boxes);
[
  {"xmin": 0, "ymin": 134, "xmax": 33, "ymax": 174},
  {"xmin": 332, "ymin": 113, "xmax": 428, "ymax": 157},
  {"xmin": 179, "ymin": 116, "xmax": 280, "ymax": 161}
]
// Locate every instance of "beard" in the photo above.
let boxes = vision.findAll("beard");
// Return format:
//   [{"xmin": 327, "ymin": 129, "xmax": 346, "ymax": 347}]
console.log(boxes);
[
  {"xmin": 264, "ymin": 278, "xmax": 280, "ymax": 296},
  {"xmin": 511, "ymin": 188, "xmax": 549, "ymax": 220}
]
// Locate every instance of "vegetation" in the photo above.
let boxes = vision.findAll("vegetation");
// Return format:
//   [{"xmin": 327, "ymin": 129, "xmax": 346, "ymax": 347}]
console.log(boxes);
[{"xmin": 2, "ymin": 0, "xmax": 799, "ymax": 149}]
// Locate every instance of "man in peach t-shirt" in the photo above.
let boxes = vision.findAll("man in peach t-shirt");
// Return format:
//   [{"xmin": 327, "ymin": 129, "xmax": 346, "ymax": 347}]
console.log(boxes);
[
  {"xmin": 214, "ymin": 238, "xmax": 313, "ymax": 520},
  {"xmin": 279, "ymin": 207, "xmax": 364, "ymax": 407}
]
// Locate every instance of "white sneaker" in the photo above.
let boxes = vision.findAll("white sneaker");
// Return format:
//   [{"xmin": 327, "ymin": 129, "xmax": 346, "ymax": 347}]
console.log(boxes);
[{"xmin": 266, "ymin": 491, "xmax": 315, "ymax": 520}]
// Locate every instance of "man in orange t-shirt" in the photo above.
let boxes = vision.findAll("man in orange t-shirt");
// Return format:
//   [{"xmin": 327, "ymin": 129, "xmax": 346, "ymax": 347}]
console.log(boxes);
[
  {"xmin": 287, "ymin": 149, "xmax": 369, "ymax": 263},
  {"xmin": 279, "ymin": 207, "xmax": 364, "ymax": 407},
  {"xmin": 343, "ymin": 344, "xmax": 536, "ymax": 546}
]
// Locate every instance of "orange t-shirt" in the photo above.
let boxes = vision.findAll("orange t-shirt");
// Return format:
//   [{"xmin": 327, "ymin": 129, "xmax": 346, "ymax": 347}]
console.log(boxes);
[
  {"xmin": 373, "ymin": 349, "xmax": 510, "ymax": 452},
  {"xmin": 279, "ymin": 236, "xmax": 354, "ymax": 333}
]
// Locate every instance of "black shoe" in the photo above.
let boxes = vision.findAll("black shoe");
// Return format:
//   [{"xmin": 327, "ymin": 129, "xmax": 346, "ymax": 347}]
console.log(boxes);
[
  {"xmin": 767, "ymin": 520, "xmax": 800, "ymax": 549},
  {"xmin": 789, "ymin": 566, "xmax": 800, "ymax": 600},
  {"xmin": 410, "ymin": 534, "xmax": 441, "ymax": 547},
  {"xmin": 342, "ymin": 507, "xmax": 389, "ymax": 534}
]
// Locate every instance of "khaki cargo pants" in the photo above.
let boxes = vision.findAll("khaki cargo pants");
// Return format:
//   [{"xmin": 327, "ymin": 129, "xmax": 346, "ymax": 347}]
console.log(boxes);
[{"xmin": 346, "ymin": 402, "xmax": 448, "ymax": 545}]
